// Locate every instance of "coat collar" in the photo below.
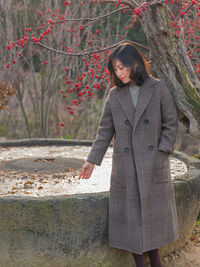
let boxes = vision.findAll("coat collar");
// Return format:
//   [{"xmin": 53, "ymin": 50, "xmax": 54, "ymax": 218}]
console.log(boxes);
[{"xmin": 115, "ymin": 76, "xmax": 156, "ymax": 132}]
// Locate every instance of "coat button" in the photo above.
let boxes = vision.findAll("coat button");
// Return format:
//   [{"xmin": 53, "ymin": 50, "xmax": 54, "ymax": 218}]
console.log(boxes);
[
  {"xmin": 124, "ymin": 120, "xmax": 130, "ymax": 125},
  {"xmin": 144, "ymin": 119, "xmax": 149, "ymax": 124},
  {"xmin": 148, "ymin": 145, "xmax": 154, "ymax": 151},
  {"xmin": 124, "ymin": 147, "xmax": 129, "ymax": 153}
]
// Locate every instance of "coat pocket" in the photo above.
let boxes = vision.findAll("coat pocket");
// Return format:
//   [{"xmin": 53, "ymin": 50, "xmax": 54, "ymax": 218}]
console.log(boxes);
[
  {"xmin": 152, "ymin": 150, "xmax": 171, "ymax": 183},
  {"xmin": 110, "ymin": 152, "xmax": 127, "ymax": 188}
]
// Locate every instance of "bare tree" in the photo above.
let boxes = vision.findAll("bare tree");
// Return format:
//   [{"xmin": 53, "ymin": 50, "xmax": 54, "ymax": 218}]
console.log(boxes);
[
  {"xmin": 2, "ymin": 0, "xmax": 199, "ymax": 138},
  {"xmin": 1, "ymin": 0, "xmax": 135, "ymax": 138}
]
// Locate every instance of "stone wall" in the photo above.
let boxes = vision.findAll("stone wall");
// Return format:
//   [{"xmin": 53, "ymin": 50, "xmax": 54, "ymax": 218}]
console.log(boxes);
[{"xmin": 0, "ymin": 149, "xmax": 200, "ymax": 267}]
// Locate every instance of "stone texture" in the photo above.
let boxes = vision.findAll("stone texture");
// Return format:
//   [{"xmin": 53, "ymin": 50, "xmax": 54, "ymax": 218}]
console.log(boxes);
[
  {"xmin": 0, "ymin": 139, "xmax": 94, "ymax": 147},
  {"xmin": 175, "ymin": 122, "xmax": 200, "ymax": 156},
  {"xmin": 0, "ymin": 151, "xmax": 200, "ymax": 266},
  {"xmin": 0, "ymin": 193, "xmax": 110, "ymax": 267},
  {"xmin": 1, "ymin": 157, "xmax": 84, "ymax": 173}
]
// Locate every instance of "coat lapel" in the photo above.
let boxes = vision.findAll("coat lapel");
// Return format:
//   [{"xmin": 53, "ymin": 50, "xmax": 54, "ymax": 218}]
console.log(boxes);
[
  {"xmin": 133, "ymin": 76, "xmax": 156, "ymax": 133},
  {"xmin": 115, "ymin": 76, "xmax": 156, "ymax": 130},
  {"xmin": 115, "ymin": 84, "xmax": 135, "ymax": 127}
]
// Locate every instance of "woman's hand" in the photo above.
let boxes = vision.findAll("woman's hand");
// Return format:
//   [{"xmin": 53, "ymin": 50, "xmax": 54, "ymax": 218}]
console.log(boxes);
[{"xmin": 78, "ymin": 161, "xmax": 94, "ymax": 180}]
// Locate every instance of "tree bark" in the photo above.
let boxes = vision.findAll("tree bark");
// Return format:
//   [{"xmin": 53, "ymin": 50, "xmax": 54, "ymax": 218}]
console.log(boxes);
[
  {"xmin": 140, "ymin": 3, "xmax": 200, "ymax": 139},
  {"xmin": 16, "ymin": 87, "xmax": 31, "ymax": 138}
]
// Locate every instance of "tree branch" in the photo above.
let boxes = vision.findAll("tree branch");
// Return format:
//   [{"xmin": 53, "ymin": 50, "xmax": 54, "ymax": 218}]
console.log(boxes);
[
  {"xmin": 175, "ymin": 3, "xmax": 192, "ymax": 22},
  {"xmin": 102, "ymin": 0, "xmax": 136, "ymax": 9},
  {"xmin": 31, "ymin": 39, "xmax": 149, "ymax": 57},
  {"xmin": 53, "ymin": 6, "xmax": 128, "ymax": 23}
]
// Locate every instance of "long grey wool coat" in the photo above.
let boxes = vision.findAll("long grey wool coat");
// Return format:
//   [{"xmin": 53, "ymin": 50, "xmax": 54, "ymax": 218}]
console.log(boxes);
[{"xmin": 87, "ymin": 76, "xmax": 179, "ymax": 254}]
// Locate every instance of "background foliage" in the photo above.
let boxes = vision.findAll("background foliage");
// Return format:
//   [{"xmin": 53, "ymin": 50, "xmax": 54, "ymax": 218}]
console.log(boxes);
[{"xmin": 0, "ymin": 0, "xmax": 147, "ymax": 140}]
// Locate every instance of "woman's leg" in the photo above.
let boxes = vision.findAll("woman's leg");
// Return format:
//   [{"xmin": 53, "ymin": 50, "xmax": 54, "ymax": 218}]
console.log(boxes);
[
  {"xmin": 147, "ymin": 248, "xmax": 162, "ymax": 267},
  {"xmin": 132, "ymin": 253, "xmax": 145, "ymax": 267}
]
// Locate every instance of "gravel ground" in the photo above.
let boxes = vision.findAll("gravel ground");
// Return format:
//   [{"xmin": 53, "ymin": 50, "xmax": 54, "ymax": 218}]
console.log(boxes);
[
  {"xmin": 147, "ymin": 223, "xmax": 200, "ymax": 267},
  {"xmin": 160, "ymin": 224, "xmax": 200, "ymax": 267}
]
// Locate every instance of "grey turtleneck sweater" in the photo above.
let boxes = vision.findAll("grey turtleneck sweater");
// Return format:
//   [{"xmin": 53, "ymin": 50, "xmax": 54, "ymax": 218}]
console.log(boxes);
[{"xmin": 129, "ymin": 83, "xmax": 140, "ymax": 109}]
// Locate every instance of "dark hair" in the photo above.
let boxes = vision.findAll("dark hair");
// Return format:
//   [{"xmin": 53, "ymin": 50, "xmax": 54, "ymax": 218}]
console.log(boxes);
[{"xmin": 107, "ymin": 42, "xmax": 150, "ymax": 87}]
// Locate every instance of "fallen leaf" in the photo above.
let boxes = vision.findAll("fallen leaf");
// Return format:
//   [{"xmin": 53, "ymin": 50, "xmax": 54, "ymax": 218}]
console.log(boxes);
[
  {"xmin": 38, "ymin": 186, "xmax": 43, "ymax": 190},
  {"xmin": 26, "ymin": 181, "xmax": 34, "ymax": 184},
  {"xmin": 8, "ymin": 191, "xmax": 16, "ymax": 194}
]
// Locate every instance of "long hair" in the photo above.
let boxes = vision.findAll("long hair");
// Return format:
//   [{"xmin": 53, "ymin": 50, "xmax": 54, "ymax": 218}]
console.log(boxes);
[{"xmin": 108, "ymin": 42, "xmax": 150, "ymax": 87}]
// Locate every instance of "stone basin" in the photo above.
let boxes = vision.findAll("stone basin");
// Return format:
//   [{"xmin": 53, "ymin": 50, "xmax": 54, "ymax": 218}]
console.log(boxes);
[
  {"xmin": 0, "ymin": 139, "xmax": 200, "ymax": 267},
  {"xmin": 0, "ymin": 141, "xmax": 186, "ymax": 197}
]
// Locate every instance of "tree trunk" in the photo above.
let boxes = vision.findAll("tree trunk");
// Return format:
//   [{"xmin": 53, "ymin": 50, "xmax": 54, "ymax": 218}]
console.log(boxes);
[
  {"xmin": 140, "ymin": 3, "xmax": 200, "ymax": 139},
  {"xmin": 16, "ymin": 89, "xmax": 31, "ymax": 138}
]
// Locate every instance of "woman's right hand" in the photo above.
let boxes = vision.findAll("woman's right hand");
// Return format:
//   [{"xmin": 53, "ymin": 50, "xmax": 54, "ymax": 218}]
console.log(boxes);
[{"xmin": 78, "ymin": 161, "xmax": 94, "ymax": 180}]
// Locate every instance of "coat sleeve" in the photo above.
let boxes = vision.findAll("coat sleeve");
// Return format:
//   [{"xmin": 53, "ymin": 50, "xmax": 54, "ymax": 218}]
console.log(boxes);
[
  {"xmin": 157, "ymin": 80, "xmax": 178, "ymax": 154},
  {"xmin": 87, "ymin": 91, "xmax": 115, "ymax": 166}
]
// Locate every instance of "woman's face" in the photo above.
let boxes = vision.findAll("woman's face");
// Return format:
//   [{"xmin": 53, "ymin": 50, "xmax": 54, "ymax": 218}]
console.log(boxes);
[{"xmin": 113, "ymin": 59, "xmax": 131, "ymax": 84}]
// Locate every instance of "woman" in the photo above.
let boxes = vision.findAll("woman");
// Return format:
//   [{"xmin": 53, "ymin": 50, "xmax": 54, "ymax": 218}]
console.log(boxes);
[{"xmin": 79, "ymin": 42, "xmax": 179, "ymax": 267}]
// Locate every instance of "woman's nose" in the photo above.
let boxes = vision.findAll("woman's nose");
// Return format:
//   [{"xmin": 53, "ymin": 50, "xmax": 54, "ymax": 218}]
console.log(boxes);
[{"xmin": 116, "ymin": 70, "xmax": 122, "ymax": 77}]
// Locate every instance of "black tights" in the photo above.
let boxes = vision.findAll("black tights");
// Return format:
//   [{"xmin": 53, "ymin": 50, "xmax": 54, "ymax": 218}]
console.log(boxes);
[{"xmin": 132, "ymin": 248, "xmax": 162, "ymax": 267}]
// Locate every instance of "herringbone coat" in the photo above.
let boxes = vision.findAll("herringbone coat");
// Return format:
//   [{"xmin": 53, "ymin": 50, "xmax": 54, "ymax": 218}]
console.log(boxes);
[{"xmin": 87, "ymin": 76, "xmax": 179, "ymax": 254}]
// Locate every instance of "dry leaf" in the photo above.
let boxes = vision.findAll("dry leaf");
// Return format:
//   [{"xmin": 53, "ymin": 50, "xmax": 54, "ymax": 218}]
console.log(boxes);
[
  {"xmin": 26, "ymin": 181, "xmax": 34, "ymax": 184},
  {"xmin": 8, "ymin": 191, "xmax": 16, "ymax": 194},
  {"xmin": 38, "ymin": 186, "xmax": 43, "ymax": 190}
]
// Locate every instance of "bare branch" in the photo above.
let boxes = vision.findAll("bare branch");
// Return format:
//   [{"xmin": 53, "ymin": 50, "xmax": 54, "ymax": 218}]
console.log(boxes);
[
  {"xmin": 102, "ymin": 0, "xmax": 167, "ymax": 9},
  {"xmin": 102, "ymin": 0, "xmax": 136, "ymax": 9},
  {"xmin": 129, "ymin": 0, "xmax": 140, "ymax": 6},
  {"xmin": 175, "ymin": 3, "xmax": 192, "ymax": 22},
  {"xmin": 52, "ymin": 6, "xmax": 128, "ymax": 23},
  {"xmin": 31, "ymin": 39, "xmax": 149, "ymax": 57}
]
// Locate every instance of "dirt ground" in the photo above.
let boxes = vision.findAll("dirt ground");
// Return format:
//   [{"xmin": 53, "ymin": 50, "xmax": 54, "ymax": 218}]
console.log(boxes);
[{"xmin": 158, "ymin": 223, "xmax": 200, "ymax": 267}]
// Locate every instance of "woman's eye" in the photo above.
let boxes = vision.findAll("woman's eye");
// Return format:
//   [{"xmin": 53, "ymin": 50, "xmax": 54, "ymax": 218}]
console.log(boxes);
[{"xmin": 114, "ymin": 66, "xmax": 124, "ymax": 72}]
